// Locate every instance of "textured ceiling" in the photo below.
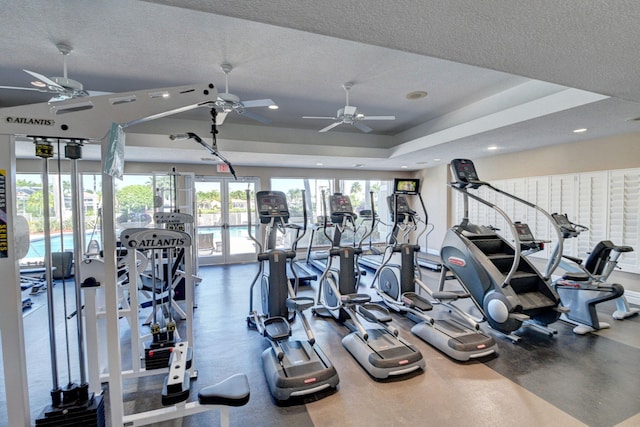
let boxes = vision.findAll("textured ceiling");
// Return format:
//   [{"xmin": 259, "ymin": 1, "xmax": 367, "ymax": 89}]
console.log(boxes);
[{"xmin": 2, "ymin": 0, "xmax": 640, "ymax": 171}]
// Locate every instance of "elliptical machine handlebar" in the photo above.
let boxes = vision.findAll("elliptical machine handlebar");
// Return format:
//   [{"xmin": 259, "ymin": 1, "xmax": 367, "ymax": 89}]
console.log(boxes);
[{"xmin": 246, "ymin": 188, "xmax": 261, "ymax": 253}]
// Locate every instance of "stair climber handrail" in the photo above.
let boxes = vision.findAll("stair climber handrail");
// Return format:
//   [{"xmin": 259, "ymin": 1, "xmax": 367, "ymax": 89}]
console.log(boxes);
[
  {"xmin": 484, "ymin": 183, "xmax": 564, "ymax": 280},
  {"xmin": 450, "ymin": 185, "xmax": 521, "ymax": 287}
]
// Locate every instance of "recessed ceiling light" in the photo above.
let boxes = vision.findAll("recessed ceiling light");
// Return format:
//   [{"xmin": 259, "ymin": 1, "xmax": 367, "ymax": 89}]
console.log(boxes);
[
  {"xmin": 316, "ymin": 162, "xmax": 323, "ymax": 166},
  {"xmin": 573, "ymin": 128, "xmax": 587, "ymax": 133},
  {"xmin": 433, "ymin": 158, "xmax": 441, "ymax": 162},
  {"xmin": 406, "ymin": 91, "xmax": 428, "ymax": 100},
  {"xmin": 487, "ymin": 146, "xmax": 498, "ymax": 150},
  {"xmin": 268, "ymin": 104, "xmax": 279, "ymax": 110},
  {"xmin": 401, "ymin": 165, "xmax": 408, "ymax": 169}
]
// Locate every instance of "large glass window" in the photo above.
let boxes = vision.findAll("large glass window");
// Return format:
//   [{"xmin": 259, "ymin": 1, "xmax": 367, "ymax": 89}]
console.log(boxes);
[
  {"xmin": 270, "ymin": 178, "xmax": 334, "ymax": 250},
  {"xmin": 340, "ymin": 179, "xmax": 393, "ymax": 246},
  {"xmin": 17, "ymin": 173, "xmax": 102, "ymax": 266}
]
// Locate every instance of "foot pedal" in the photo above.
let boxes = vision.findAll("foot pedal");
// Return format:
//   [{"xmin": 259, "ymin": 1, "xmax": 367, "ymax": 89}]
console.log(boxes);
[
  {"xmin": 402, "ymin": 292, "xmax": 432, "ymax": 311},
  {"xmin": 358, "ymin": 303, "xmax": 392, "ymax": 323},
  {"xmin": 263, "ymin": 317, "xmax": 291, "ymax": 341},
  {"xmin": 341, "ymin": 293, "xmax": 371, "ymax": 304},
  {"xmin": 286, "ymin": 296, "xmax": 314, "ymax": 312},
  {"xmin": 508, "ymin": 312, "xmax": 530, "ymax": 322}
]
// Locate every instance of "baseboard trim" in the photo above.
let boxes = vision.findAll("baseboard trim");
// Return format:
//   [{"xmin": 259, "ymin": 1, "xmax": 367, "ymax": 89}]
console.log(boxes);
[{"xmin": 624, "ymin": 290, "xmax": 640, "ymax": 306}]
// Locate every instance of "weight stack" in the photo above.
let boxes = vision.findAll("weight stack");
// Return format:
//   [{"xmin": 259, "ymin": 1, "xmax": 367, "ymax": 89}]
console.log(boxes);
[
  {"xmin": 145, "ymin": 343, "xmax": 174, "ymax": 370},
  {"xmin": 35, "ymin": 394, "xmax": 105, "ymax": 427}
]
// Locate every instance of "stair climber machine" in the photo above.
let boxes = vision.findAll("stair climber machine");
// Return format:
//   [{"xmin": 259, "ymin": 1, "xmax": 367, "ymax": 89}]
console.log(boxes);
[
  {"xmin": 313, "ymin": 191, "xmax": 425, "ymax": 379},
  {"xmin": 441, "ymin": 159, "xmax": 567, "ymax": 342},
  {"xmin": 371, "ymin": 180, "xmax": 498, "ymax": 361},
  {"xmin": 547, "ymin": 213, "xmax": 629, "ymax": 334},
  {"xmin": 246, "ymin": 189, "xmax": 339, "ymax": 403}
]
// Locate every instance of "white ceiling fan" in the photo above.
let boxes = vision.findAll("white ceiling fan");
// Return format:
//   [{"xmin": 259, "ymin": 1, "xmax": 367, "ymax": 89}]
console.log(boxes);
[
  {"xmin": 303, "ymin": 82, "xmax": 396, "ymax": 133},
  {"xmin": 213, "ymin": 62, "xmax": 278, "ymax": 125},
  {"xmin": 0, "ymin": 43, "xmax": 107, "ymax": 102}
]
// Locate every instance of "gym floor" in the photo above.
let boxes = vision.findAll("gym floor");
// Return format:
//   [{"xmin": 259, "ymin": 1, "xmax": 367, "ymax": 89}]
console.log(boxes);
[{"xmin": 6, "ymin": 263, "xmax": 640, "ymax": 426}]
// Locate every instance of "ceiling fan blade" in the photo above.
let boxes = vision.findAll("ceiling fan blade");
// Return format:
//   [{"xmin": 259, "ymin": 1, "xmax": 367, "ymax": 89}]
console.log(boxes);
[
  {"xmin": 215, "ymin": 111, "xmax": 229, "ymax": 125},
  {"xmin": 319, "ymin": 122, "xmax": 343, "ymax": 133},
  {"xmin": 239, "ymin": 110, "xmax": 272, "ymax": 124},
  {"xmin": 353, "ymin": 121, "xmax": 373, "ymax": 133},
  {"xmin": 0, "ymin": 85, "xmax": 43, "ymax": 92},
  {"xmin": 86, "ymin": 90, "xmax": 112, "ymax": 97},
  {"xmin": 302, "ymin": 116, "xmax": 337, "ymax": 120},
  {"xmin": 241, "ymin": 98, "xmax": 275, "ymax": 108},
  {"xmin": 23, "ymin": 69, "xmax": 64, "ymax": 91},
  {"xmin": 360, "ymin": 115, "xmax": 396, "ymax": 121}
]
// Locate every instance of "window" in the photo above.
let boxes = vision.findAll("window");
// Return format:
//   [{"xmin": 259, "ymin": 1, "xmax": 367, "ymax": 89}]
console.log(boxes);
[
  {"xmin": 270, "ymin": 178, "xmax": 334, "ymax": 250},
  {"xmin": 17, "ymin": 173, "xmax": 102, "ymax": 266}
]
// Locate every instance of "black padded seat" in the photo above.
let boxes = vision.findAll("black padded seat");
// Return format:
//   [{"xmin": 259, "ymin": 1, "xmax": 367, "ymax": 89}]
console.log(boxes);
[{"xmin": 198, "ymin": 374, "xmax": 250, "ymax": 407}]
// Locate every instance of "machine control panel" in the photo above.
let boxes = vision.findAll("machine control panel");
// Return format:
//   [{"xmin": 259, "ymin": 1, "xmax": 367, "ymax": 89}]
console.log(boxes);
[
  {"xmin": 329, "ymin": 193, "xmax": 355, "ymax": 223},
  {"xmin": 256, "ymin": 191, "xmax": 290, "ymax": 223},
  {"xmin": 514, "ymin": 222, "xmax": 535, "ymax": 242},
  {"xmin": 450, "ymin": 158, "xmax": 482, "ymax": 186},
  {"xmin": 329, "ymin": 194, "xmax": 354, "ymax": 215}
]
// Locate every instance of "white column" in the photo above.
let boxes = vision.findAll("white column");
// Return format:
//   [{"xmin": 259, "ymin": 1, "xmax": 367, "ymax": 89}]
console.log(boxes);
[
  {"xmin": 101, "ymin": 140, "xmax": 125, "ymax": 426},
  {"xmin": 0, "ymin": 134, "xmax": 31, "ymax": 426}
]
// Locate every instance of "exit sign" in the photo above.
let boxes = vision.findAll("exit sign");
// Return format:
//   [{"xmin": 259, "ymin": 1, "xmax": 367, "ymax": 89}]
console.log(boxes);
[{"xmin": 217, "ymin": 163, "xmax": 230, "ymax": 173}]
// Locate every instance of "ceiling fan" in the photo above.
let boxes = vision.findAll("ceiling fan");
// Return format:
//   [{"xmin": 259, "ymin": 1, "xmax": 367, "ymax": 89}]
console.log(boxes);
[
  {"xmin": 0, "ymin": 43, "xmax": 106, "ymax": 102},
  {"xmin": 213, "ymin": 62, "xmax": 278, "ymax": 125},
  {"xmin": 303, "ymin": 82, "xmax": 396, "ymax": 133}
]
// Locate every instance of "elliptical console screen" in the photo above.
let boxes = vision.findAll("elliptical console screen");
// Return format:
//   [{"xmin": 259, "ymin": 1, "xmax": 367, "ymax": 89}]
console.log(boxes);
[
  {"xmin": 393, "ymin": 178, "xmax": 420, "ymax": 194},
  {"xmin": 451, "ymin": 159, "xmax": 480, "ymax": 183},
  {"xmin": 256, "ymin": 191, "xmax": 289, "ymax": 222},
  {"xmin": 330, "ymin": 194, "xmax": 354, "ymax": 215}
]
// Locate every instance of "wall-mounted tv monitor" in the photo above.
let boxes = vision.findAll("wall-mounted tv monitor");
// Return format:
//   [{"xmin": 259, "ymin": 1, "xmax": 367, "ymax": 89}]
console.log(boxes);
[{"xmin": 394, "ymin": 178, "xmax": 420, "ymax": 195}]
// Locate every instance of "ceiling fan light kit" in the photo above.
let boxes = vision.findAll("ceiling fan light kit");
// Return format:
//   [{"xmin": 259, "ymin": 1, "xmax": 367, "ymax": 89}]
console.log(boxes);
[
  {"xmin": 302, "ymin": 81, "xmax": 396, "ymax": 133},
  {"xmin": 213, "ymin": 62, "xmax": 277, "ymax": 125}
]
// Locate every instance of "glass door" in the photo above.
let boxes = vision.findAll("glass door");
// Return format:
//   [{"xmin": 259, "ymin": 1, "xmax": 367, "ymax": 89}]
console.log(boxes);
[{"xmin": 195, "ymin": 177, "xmax": 258, "ymax": 265}]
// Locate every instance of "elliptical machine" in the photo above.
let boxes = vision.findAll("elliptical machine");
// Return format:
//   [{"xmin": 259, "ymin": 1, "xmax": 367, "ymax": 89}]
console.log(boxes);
[
  {"xmin": 548, "ymin": 213, "xmax": 627, "ymax": 334},
  {"xmin": 441, "ymin": 159, "xmax": 566, "ymax": 342},
  {"xmin": 246, "ymin": 189, "xmax": 339, "ymax": 402},
  {"xmin": 372, "ymin": 179, "xmax": 498, "ymax": 361},
  {"xmin": 313, "ymin": 191, "xmax": 425, "ymax": 379}
]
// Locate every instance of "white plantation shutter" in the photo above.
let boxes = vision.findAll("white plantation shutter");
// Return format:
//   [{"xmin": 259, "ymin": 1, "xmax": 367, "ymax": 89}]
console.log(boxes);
[
  {"xmin": 549, "ymin": 174, "xmax": 577, "ymax": 255},
  {"xmin": 577, "ymin": 172, "xmax": 608, "ymax": 257},
  {"xmin": 609, "ymin": 170, "xmax": 640, "ymax": 271}
]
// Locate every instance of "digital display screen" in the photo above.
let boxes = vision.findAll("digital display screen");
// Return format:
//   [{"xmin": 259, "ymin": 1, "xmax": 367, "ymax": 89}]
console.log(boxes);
[
  {"xmin": 256, "ymin": 190, "xmax": 289, "ymax": 220},
  {"xmin": 394, "ymin": 178, "xmax": 420, "ymax": 194},
  {"xmin": 451, "ymin": 159, "xmax": 479, "ymax": 182},
  {"xmin": 330, "ymin": 194, "xmax": 353, "ymax": 213}
]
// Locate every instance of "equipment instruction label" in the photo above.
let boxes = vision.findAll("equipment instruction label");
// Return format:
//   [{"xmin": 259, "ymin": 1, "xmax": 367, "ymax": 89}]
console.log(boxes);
[{"xmin": 0, "ymin": 169, "xmax": 7, "ymax": 258}]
